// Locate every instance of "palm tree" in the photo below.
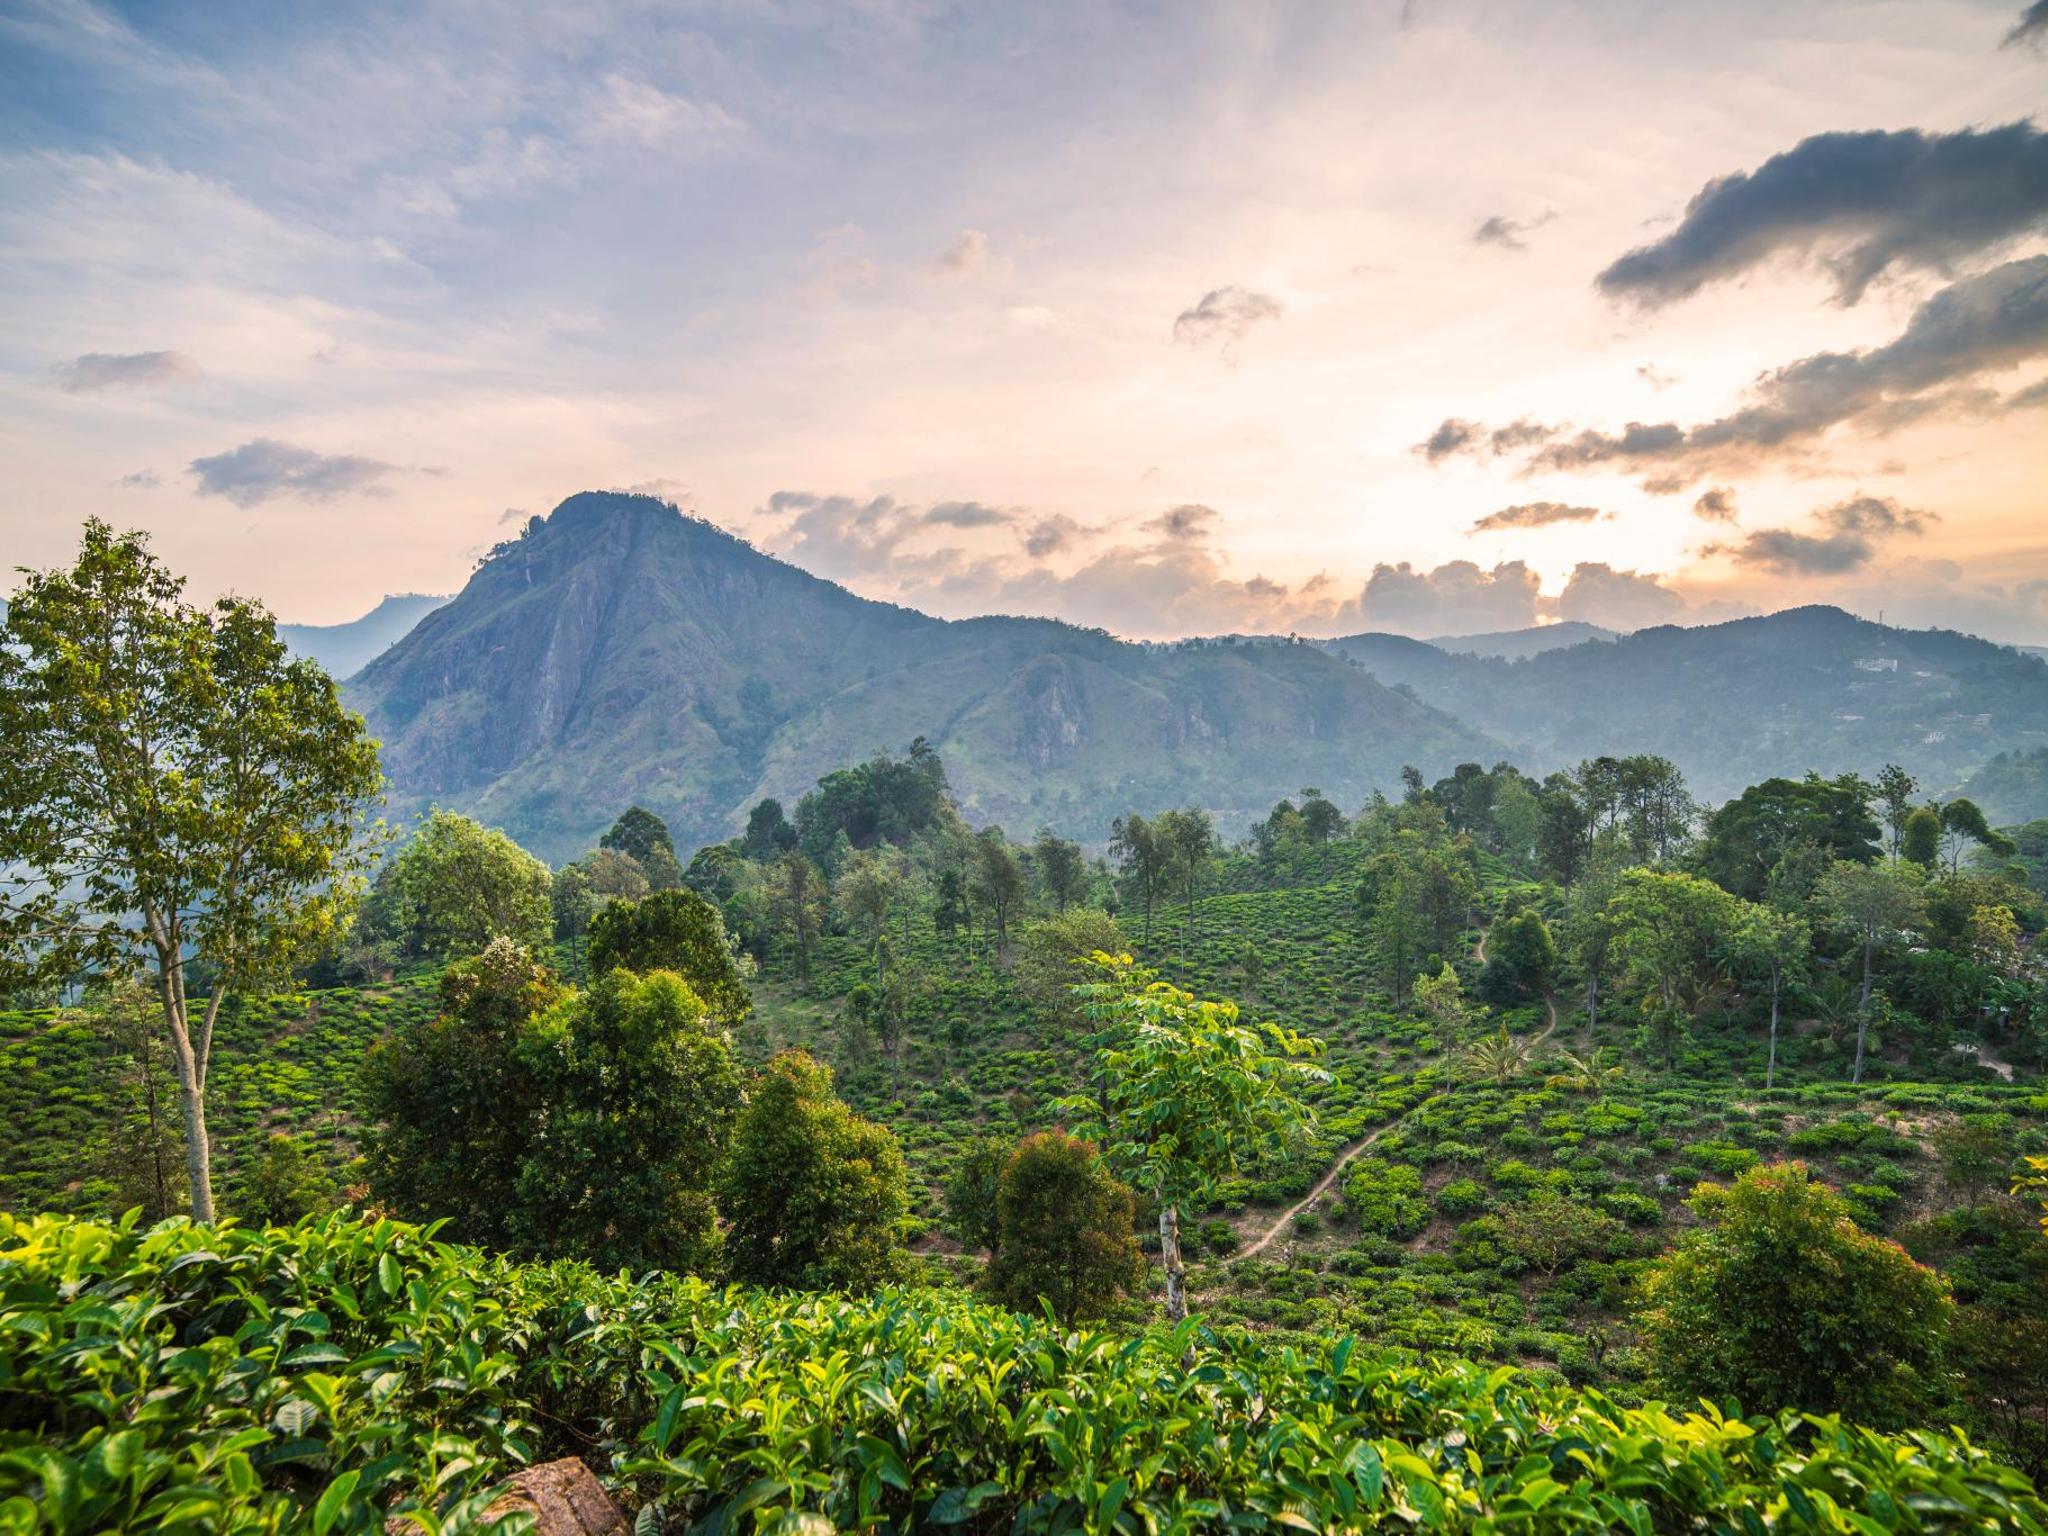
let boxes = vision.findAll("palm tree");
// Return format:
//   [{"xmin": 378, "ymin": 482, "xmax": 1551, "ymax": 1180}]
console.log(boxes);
[
  {"xmin": 1545, "ymin": 1046, "xmax": 1623, "ymax": 1099},
  {"xmin": 1465, "ymin": 1024, "xmax": 1532, "ymax": 1088}
]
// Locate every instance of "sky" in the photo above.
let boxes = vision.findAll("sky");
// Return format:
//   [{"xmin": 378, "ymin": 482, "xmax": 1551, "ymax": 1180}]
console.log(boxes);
[{"xmin": 3, "ymin": 0, "xmax": 2047, "ymax": 642}]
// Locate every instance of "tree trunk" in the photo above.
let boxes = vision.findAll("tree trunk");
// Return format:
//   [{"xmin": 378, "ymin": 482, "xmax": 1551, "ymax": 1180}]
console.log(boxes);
[
  {"xmin": 1766, "ymin": 967, "xmax": 1780, "ymax": 1090},
  {"xmin": 1585, "ymin": 973, "xmax": 1598, "ymax": 1037},
  {"xmin": 1158, "ymin": 1203, "xmax": 1187, "ymax": 1322},
  {"xmin": 177, "ymin": 1071, "xmax": 215, "ymax": 1222},
  {"xmin": 1852, "ymin": 936, "xmax": 1874, "ymax": 1085}
]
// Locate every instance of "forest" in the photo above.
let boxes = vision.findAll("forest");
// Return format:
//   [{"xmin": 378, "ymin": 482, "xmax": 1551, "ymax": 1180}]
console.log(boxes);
[{"xmin": 4, "ymin": 524, "xmax": 2048, "ymax": 1532}]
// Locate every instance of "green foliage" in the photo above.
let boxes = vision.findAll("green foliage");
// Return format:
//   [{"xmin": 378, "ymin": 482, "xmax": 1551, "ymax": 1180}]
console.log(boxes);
[
  {"xmin": 8, "ymin": 1211, "xmax": 2045, "ymax": 1536},
  {"xmin": 941, "ymin": 1138, "xmax": 1009, "ymax": 1256},
  {"xmin": 720, "ymin": 1050, "xmax": 909, "ymax": 1291},
  {"xmin": 984, "ymin": 1130, "xmax": 1145, "ymax": 1323},
  {"xmin": 514, "ymin": 969, "xmax": 746, "ymax": 1274},
  {"xmin": 1478, "ymin": 908, "xmax": 1555, "ymax": 1005},
  {"xmin": 1697, "ymin": 773, "xmax": 1881, "ymax": 899},
  {"xmin": 383, "ymin": 811, "xmax": 553, "ymax": 960},
  {"xmin": 0, "ymin": 519, "xmax": 384, "ymax": 1221},
  {"xmin": 1638, "ymin": 1162, "xmax": 1954, "ymax": 1427},
  {"xmin": 1491, "ymin": 1187, "xmax": 1623, "ymax": 1277},
  {"xmin": 598, "ymin": 805, "xmax": 684, "ymax": 889},
  {"xmin": 584, "ymin": 888, "xmax": 751, "ymax": 1022},
  {"xmin": 1345, "ymin": 1160, "xmax": 1427, "ymax": 1238},
  {"xmin": 230, "ymin": 1134, "xmax": 339, "ymax": 1227}
]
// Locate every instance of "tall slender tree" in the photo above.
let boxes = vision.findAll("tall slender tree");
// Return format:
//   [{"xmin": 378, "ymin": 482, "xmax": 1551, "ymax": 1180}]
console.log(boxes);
[{"xmin": 0, "ymin": 522, "xmax": 382, "ymax": 1220}]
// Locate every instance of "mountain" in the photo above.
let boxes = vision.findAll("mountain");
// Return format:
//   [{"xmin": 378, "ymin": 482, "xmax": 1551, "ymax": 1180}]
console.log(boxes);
[
  {"xmin": 280, "ymin": 593, "xmax": 450, "ymax": 680},
  {"xmin": 1957, "ymin": 746, "xmax": 2048, "ymax": 826},
  {"xmin": 348, "ymin": 492, "xmax": 1494, "ymax": 860},
  {"xmin": 1426, "ymin": 620, "xmax": 1617, "ymax": 659},
  {"xmin": 1325, "ymin": 606, "xmax": 2048, "ymax": 801}
]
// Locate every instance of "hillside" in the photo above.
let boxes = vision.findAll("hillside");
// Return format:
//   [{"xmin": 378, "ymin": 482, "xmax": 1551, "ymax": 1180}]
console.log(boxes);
[
  {"xmin": 1426, "ymin": 620, "xmax": 1618, "ymax": 659},
  {"xmin": 1325, "ymin": 607, "xmax": 2048, "ymax": 799},
  {"xmin": 278, "ymin": 593, "xmax": 450, "ymax": 679},
  {"xmin": 349, "ymin": 493, "xmax": 1491, "ymax": 859}
]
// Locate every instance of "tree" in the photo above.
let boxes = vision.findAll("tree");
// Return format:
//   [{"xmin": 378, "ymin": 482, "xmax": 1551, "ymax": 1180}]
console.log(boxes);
[
  {"xmin": 1494, "ymin": 1187, "xmax": 1621, "ymax": 1278},
  {"xmin": 767, "ymin": 851, "xmax": 826, "ymax": 981},
  {"xmin": 1637, "ymin": 1163, "xmax": 1952, "ymax": 1427},
  {"xmin": 0, "ymin": 521, "xmax": 384, "ymax": 1221},
  {"xmin": 1934, "ymin": 1117, "xmax": 2012, "ymax": 1210},
  {"xmin": 1901, "ymin": 806, "xmax": 1942, "ymax": 868},
  {"xmin": 1061, "ymin": 957, "xmax": 1323, "ymax": 1321},
  {"xmin": 1297, "ymin": 787, "xmax": 1345, "ymax": 844},
  {"xmin": 741, "ymin": 798, "xmax": 798, "ymax": 860},
  {"xmin": 985, "ymin": 1131, "xmax": 1146, "ymax": 1324},
  {"xmin": 970, "ymin": 828, "xmax": 1026, "ymax": 955},
  {"xmin": 1607, "ymin": 869, "xmax": 1743, "ymax": 1070},
  {"xmin": 1695, "ymin": 774, "xmax": 1880, "ymax": 900},
  {"xmin": 1015, "ymin": 909, "xmax": 1128, "ymax": 1021},
  {"xmin": 835, "ymin": 847, "xmax": 905, "ymax": 972},
  {"xmin": 1478, "ymin": 908, "xmax": 1555, "ymax": 1005},
  {"xmin": 88, "ymin": 978, "xmax": 185, "ymax": 1223},
  {"xmin": 721, "ymin": 1050, "xmax": 909, "ymax": 1292},
  {"xmin": 943, "ymin": 1137, "xmax": 1011, "ymax": 1258},
  {"xmin": 386, "ymin": 811, "xmax": 554, "ymax": 960},
  {"xmin": 1464, "ymin": 1023, "xmax": 1532, "ymax": 1088},
  {"xmin": 515, "ymin": 968, "xmax": 746, "ymax": 1273},
  {"xmin": 361, "ymin": 939, "xmax": 566, "ymax": 1252},
  {"xmin": 1875, "ymin": 764, "xmax": 1917, "ymax": 859},
  {"xmin": 585, "ymin": 888, "xmax": 752, "ymax": 1023},
  {"xmin": 232, "ymin": 1134, "xmax": 338, "ymax": 1227},
  {"xmin": 599, "ymin": 805, "xmax": 683, "ymax": 889},
  {"xmin": 1818, "ymin": 860, "xmax": 1924, "ymax": 1084},
  {"xmin": 1415, "ymin": 962, "xmax": 1480, "ymax": 1092},
  {"xmin": 1937, "ymin": 798, "xmax": 2016, "ymax": 875},
  {"xmin": 1109, "ymin": 814, "xmax": 1170, "ymax": 948},
  {"xmin": 1545, "ymin": 1047, "xmax": 1623, "ymax": 1100},
  {"xmin": 1033, "ymin": 832, "xmax": 1088, "ymax": 913},
  {"xmin": 1732, "ymin": 904, "xmax": 1807, "ymax": 1089}
]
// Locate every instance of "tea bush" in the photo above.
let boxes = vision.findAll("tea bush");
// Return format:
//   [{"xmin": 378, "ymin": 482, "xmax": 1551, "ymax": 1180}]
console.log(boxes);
[{"xmin": 5, "ymin": 1211, "xmax": 2044, "ymax": 1534}]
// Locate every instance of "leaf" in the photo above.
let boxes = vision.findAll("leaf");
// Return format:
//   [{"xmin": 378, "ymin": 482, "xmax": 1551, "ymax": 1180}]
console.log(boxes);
[
  {"xmin": 273, "ymin": 1399, "xmax": 321, "ymax": 1436},
  {"xmin": 315, "ymin": 1469, "xmax": 361, "ymax": 1536},
  {"xmin": 88, "ymin": 1430, "xmax": 142, "ymax": 1483}
]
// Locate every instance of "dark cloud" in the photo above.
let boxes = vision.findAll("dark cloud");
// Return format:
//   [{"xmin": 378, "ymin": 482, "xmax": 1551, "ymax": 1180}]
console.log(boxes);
[
  {"xmin": 118, "ymin": 469, "xmax": 162, "ymax": 490},
  {"xmin": 924, "ymin": 500, "xmax": 1012, "ymax": 529},
  {"xmin": 1144, "ymin": 503, "xmax": 1221, "ymax": 541},
  {"xmin": 57, "ymin": 349, "xmax": 201, "ymax": 392},
  {"xmin": 1342, "ymin": 559, "xmax": 1541, "ymax": 636},
  {"xmin": 1526, "ymin": 255, "xmax": 2048, "ymax": 485},
  {"xmin": 1554, "ymin": 563, "xmax": 1688, "ymax": 630},
  {"xmin": 2004, "ymin": 1, "xmax": 2048, "ymax": 48},
  {"xmin": 1596, "ymin": 123, "xmax": 2048, "ymax": 307},
  {"xmin": 1022, "ymin": 514, "xmax": 1090, "ymax": 559},
  {"xmin": 2009, "ymin": 375, "xmax": 2048, "ymax": 409},
  {"xmin": 1172, "ymin": 285, "xmax": 1283, "ymax": 347},
  {"xmin": 1707, "ymin": 493, "xmax": 1936, "ymax": 575},
  {"xmin": 1692, "ymin": 487, "xmax": 1738, "ymax": 522},
  {"xmin": 1468, "ymin": 501, "xmax": 1606, "ymax": 533},
  {"xmin": 187, "ymin": 438, "xmax": 398, "ymax": 507},
  {"xmin": 1414, "ymin": 415, "xmax": 1555, "ymax": 464},
  {"xmin": 1472, "ymin": 210, "xmax": 1555, "ymax": 252}
]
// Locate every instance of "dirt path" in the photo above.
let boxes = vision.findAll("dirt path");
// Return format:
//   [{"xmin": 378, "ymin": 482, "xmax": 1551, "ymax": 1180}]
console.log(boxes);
[{"xmin": 1236, "ymin": 924, "xmax": 1559, "ymax": 1260}]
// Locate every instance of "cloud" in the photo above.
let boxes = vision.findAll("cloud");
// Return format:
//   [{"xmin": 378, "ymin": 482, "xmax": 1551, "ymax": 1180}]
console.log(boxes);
[
  {"xmin": 1707, "ymin": 493, "xmax": 1936, "ymax": 575},
  {"xmin": 1340, "ymin": 559, "xmax": 1542, "ymax": 636},
  {"xmin": 1520, "ymin": 255, "xmax": 2048, "ymax": 485},
  {"xmin": 118, "ymin": 468, "xmax": 162, "ymax": 489},
  {"xmin": 924, "ymin": 500, "xmax": 1012, "ymax": 528},
  {"xmin": 1472, "ymin": 210, "xmax": 1555, "ymax": 251},
  {"xmin": 1596, "ymin": 122, "xmax": 2048, "ymax": 307},
  {"xmin": 1021, "ymin": 513, "xmax": 1091, "ymax": 559},
  {"xmin": 56, "ymin": 349, "xmax": 201, "ymax": 392},
  {"xmin": 187, "ymin": 438, "xmax": 399, "ymax": 507},
  {"xmin": 1143, "ymin": 503, "xmax": 1220, "ymax": 541},
  {"xmin": 2004, "ymin": 1, "xmax": 2048, "ymax": 48},
  {"xmin": 1554, "ymin": 563, "xmax": 1688, "ymax": 630},
  {"xmin": 1637, "ymin": 363, "xmax": 1677, "ymax": 389},
  {"xmin": 1172, "ymin": 285, "xmax": 1282, "ymax": 348},
  {"xmin": 1467, "ymin": 501, "xmax": 1606, "ymax": 533},
  {"xmin": 1414, "ymin": 416, "xmax": 1552, "ymax": 464},
  {"xmin": 1692, "ymin": 487, "xmax": 1738, "ymax": 522},
  {"xmin": 936, "ymin": 228, "xmax": 991, "ymax": 275}
]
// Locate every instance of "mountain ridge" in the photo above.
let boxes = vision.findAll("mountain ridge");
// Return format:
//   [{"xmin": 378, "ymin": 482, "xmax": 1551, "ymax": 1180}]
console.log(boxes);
[{"xmin": 348, "ymin": 492, "xmax": 1492, "ymax": 859}]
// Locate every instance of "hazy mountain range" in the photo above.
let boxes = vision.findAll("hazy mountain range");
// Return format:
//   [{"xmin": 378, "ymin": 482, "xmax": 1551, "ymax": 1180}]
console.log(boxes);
[
  {"xmin": 321, "ymin": 492, "xmax": 2048, "ymax": 858},
  {"xmin": 279, "ymin": 593, "xmax": 450, "ymax": 679}
]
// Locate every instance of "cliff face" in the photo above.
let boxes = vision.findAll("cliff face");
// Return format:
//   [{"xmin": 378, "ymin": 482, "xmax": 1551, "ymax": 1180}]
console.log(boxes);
[{"xmin": 348, "ymin": 492, "xmax": 1493, "ymax": 859}]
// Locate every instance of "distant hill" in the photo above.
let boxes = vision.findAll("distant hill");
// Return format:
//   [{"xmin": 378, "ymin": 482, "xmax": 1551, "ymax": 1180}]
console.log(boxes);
[
  {"xmin": 1957, "ymin": 746, "xmax": 2048, "ymax": 826},
  {"xmin": 348, "ymin": 493, "xmax": 1493, "ymax": 859},
  {"xmin": 280, "ymin": 593, "xmax": 450, "ymax": 680},
  {"xmin": 1325, "ymin": 607, "xmax": 2048, "ymax": 801},
  {"xmin": 1426, "ymin": 620, "xmax": 1617, "ymax": 659}
]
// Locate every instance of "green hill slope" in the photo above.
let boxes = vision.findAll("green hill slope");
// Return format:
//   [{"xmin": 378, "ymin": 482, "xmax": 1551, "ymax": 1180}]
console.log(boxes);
[{"xmin": 348, "ymin": 493, "xmax": 1493, "ymax": 860}]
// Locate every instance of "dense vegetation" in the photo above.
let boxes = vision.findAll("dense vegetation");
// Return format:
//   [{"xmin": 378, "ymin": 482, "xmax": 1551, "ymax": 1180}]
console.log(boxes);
[
  {"xmin": 6, "ymin": 520, "xmax": 2048, "ymax": 1528},
  {"xmin": 7, "ymin": 1210, "xmax": 2044, "ymax": 1534}
]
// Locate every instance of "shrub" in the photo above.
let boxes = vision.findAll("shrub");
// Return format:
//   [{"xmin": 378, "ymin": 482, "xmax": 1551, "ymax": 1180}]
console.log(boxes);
[{"xmin": 1344, "ymin": 1161, "xmax": 1427, "ymax": 1239}]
